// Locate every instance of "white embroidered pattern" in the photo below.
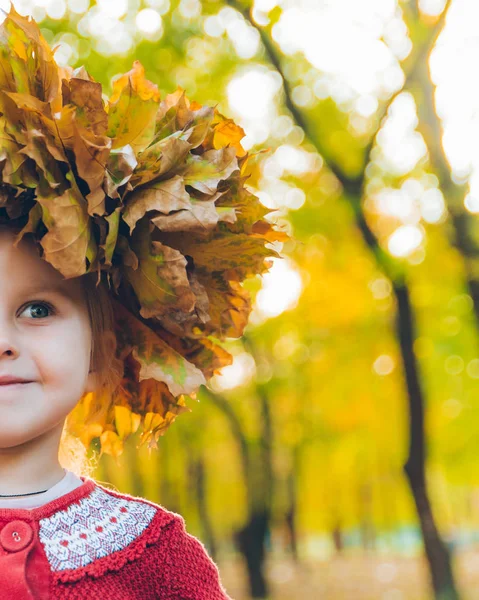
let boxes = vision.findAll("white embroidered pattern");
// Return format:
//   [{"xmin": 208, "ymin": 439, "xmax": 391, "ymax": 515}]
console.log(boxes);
[{"xmin": 38, "ymin": 487, "xmax": 157, "ymax": 571}]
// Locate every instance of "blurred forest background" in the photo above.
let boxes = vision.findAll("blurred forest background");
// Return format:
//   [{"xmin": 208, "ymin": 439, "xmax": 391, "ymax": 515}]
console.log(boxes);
[{"xmin": 7, "ymin": 0, "xmax": 479, "ymax": 598}]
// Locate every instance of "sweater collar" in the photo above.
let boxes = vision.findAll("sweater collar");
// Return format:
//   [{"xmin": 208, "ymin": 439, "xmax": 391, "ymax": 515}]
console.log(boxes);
[
  {"xmin": 0, "ymin": 479, "xmax": 165, "ymax": 582},
  {"xmin": 0, "ymin": 477, "xmax": 96, "ymax": 521}
]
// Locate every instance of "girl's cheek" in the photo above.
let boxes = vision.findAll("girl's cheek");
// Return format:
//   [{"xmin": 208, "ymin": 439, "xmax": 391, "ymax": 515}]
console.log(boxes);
[{"xmin": 29, "ymin": 321, "xmax": 90, "ymax": 374}]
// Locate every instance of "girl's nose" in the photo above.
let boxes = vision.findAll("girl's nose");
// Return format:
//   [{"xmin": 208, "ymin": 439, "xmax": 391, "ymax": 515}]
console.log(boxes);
[
  {"xmin": 0, "ymin": 345, "xmax": 17, "ymax": 358},
  {"xmin": 0, "ymin": 325, "xmax": 19, "ymax": 359}
]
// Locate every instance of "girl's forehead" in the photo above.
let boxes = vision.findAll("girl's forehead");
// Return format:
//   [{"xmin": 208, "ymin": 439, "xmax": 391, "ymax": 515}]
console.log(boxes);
[
  {"xmin": 0, "ymin": 229, "xmax": 56, "ymax": 275},
  {"xmin": 0, "ymin": 229, "xmax": 84, "ymax": 301}
]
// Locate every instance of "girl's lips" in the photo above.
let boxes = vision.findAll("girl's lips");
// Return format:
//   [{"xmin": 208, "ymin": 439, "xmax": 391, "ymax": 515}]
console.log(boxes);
[{"xmin": 0, "ymin": 377, "xmax": 32, "ymax": 385}]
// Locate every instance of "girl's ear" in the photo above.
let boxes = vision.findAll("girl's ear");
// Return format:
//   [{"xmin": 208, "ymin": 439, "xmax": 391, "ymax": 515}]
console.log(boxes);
[
  {"xmin": 85, "ymin": 368, "xmax": 98, "ymax": 395},
  {"xmin": 85, "ymin": 330, "xmax": 117, "ymax": 394}
]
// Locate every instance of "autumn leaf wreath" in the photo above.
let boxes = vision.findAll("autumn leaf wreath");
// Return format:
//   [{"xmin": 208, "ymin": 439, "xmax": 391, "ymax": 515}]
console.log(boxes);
[{"xmin": 0, "ymin": 6, "xmax": 288, "ymax": 455}]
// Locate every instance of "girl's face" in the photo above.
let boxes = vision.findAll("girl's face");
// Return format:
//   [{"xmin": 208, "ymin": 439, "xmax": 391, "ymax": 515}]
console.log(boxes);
[{"xmin": 0, "ymin": 228, "xmax": 96, "ymax": 448}]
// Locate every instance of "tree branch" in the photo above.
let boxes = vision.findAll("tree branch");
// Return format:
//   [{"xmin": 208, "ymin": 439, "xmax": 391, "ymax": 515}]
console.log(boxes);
[{"xmin": 225, "ymin": 0, "xmax": 450, "ymax": 197}]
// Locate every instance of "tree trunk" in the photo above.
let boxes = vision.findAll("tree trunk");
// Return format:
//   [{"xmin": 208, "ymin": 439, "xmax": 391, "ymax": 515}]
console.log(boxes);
[
  {"xmin": 359, "ymin": 482, "xmax": 376, "ymax": 553},
  {"xmin": 235, "ymin": 510, "xmax": 270, "ymax": 599},
  {"xmin": 202, "ymin": 386, "xmax": 271, "ymax": 599},
  {"xmin": 332, "ymin": 523, "xmax": 343, "ymax": 554},
  {"xmin": 396, "ymin": 283, "xmax": 459, "ymax": 600},
  {"xmin": 285, "ymin": 469, "xmax": 299, "ymax": 560},
  {"xmin": 191, "ymin": 456, "xmax": 218, "ymax": 561}
]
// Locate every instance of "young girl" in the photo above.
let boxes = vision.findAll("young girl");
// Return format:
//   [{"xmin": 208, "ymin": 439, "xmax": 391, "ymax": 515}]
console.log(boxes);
[
  {"xmin": 0, "ymin": 5, "xmax": 285, "ymax": 598},
  {"xmin": 0, "ymin": 224, "xmax": 233, "ymax": 599}
]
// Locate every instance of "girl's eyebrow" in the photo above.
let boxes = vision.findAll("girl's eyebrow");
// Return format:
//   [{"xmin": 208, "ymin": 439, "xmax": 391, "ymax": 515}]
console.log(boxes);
[{"xmin": 20, "ymin": 284, "xmax": 73, "ymax": 301}]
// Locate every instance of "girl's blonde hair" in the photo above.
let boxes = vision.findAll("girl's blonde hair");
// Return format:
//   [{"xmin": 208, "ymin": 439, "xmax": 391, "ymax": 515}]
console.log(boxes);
[{"xmin": 61, "ymin": 271, "xmax": 124, "ymax": 478}]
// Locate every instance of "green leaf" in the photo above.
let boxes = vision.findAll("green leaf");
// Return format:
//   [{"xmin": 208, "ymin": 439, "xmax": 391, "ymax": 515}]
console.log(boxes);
[
  {"xmin": 106, "ymin": 60, "xmax": 160, "ymax": 153},
  {"xmin": 183, "ymin": 147, "xmax": 238, "ymax": 195}
]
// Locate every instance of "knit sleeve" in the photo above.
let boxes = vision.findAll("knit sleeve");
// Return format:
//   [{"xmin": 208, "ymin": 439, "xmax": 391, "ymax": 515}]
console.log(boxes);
[{"xmin": 157, "ymin": 515, "xmax": 233, "ymax": 600}]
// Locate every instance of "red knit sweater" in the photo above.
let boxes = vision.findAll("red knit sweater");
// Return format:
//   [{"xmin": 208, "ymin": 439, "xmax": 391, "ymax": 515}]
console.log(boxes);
[{"xmin": 0, "ymin": 477, "xmax": 233, "ymax": 599}]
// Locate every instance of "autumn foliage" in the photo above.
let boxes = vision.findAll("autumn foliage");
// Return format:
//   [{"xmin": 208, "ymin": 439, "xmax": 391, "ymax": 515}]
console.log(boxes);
[{"xmin": 0, "ymin": 6, "xmax": 288, "ymax": 454}]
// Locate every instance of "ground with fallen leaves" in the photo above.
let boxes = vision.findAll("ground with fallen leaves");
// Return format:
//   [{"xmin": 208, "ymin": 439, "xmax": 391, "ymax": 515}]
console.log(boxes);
[{"xmin": 218, "ymin": 550, "xmax": 479, "ymax": 599}]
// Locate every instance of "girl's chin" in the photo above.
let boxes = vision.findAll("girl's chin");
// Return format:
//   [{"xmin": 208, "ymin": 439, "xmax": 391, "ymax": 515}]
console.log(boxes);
[
  {"xmin": 0, "ymin": 382, "xmax": 34, "ymax": 408},
  {"xmin": 0, "ymin": 419, "xmax": 66, "ymax": 448},
  {"xmin": 0, "ymin": 432, "xmax": 52, "ymax": 448}
]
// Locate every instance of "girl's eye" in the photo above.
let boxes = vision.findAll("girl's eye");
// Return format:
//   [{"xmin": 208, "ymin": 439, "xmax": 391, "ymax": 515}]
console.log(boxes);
[{"xmin": 20, "ymin": 302, "xmax": 56, "ymax": 319}]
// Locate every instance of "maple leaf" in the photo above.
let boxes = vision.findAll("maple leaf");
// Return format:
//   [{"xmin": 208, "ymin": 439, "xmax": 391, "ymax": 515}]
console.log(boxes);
[
  {"xmin": 106, "ymin": 60, "xmax": 160, "ymax": 153},
  {"xmin": 212, "ymin": 113, "xmax": 247, "ymax": 157},
  {"xmin": 124, "ymin": 218, "xmax": 197, "ymax": 319}
]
